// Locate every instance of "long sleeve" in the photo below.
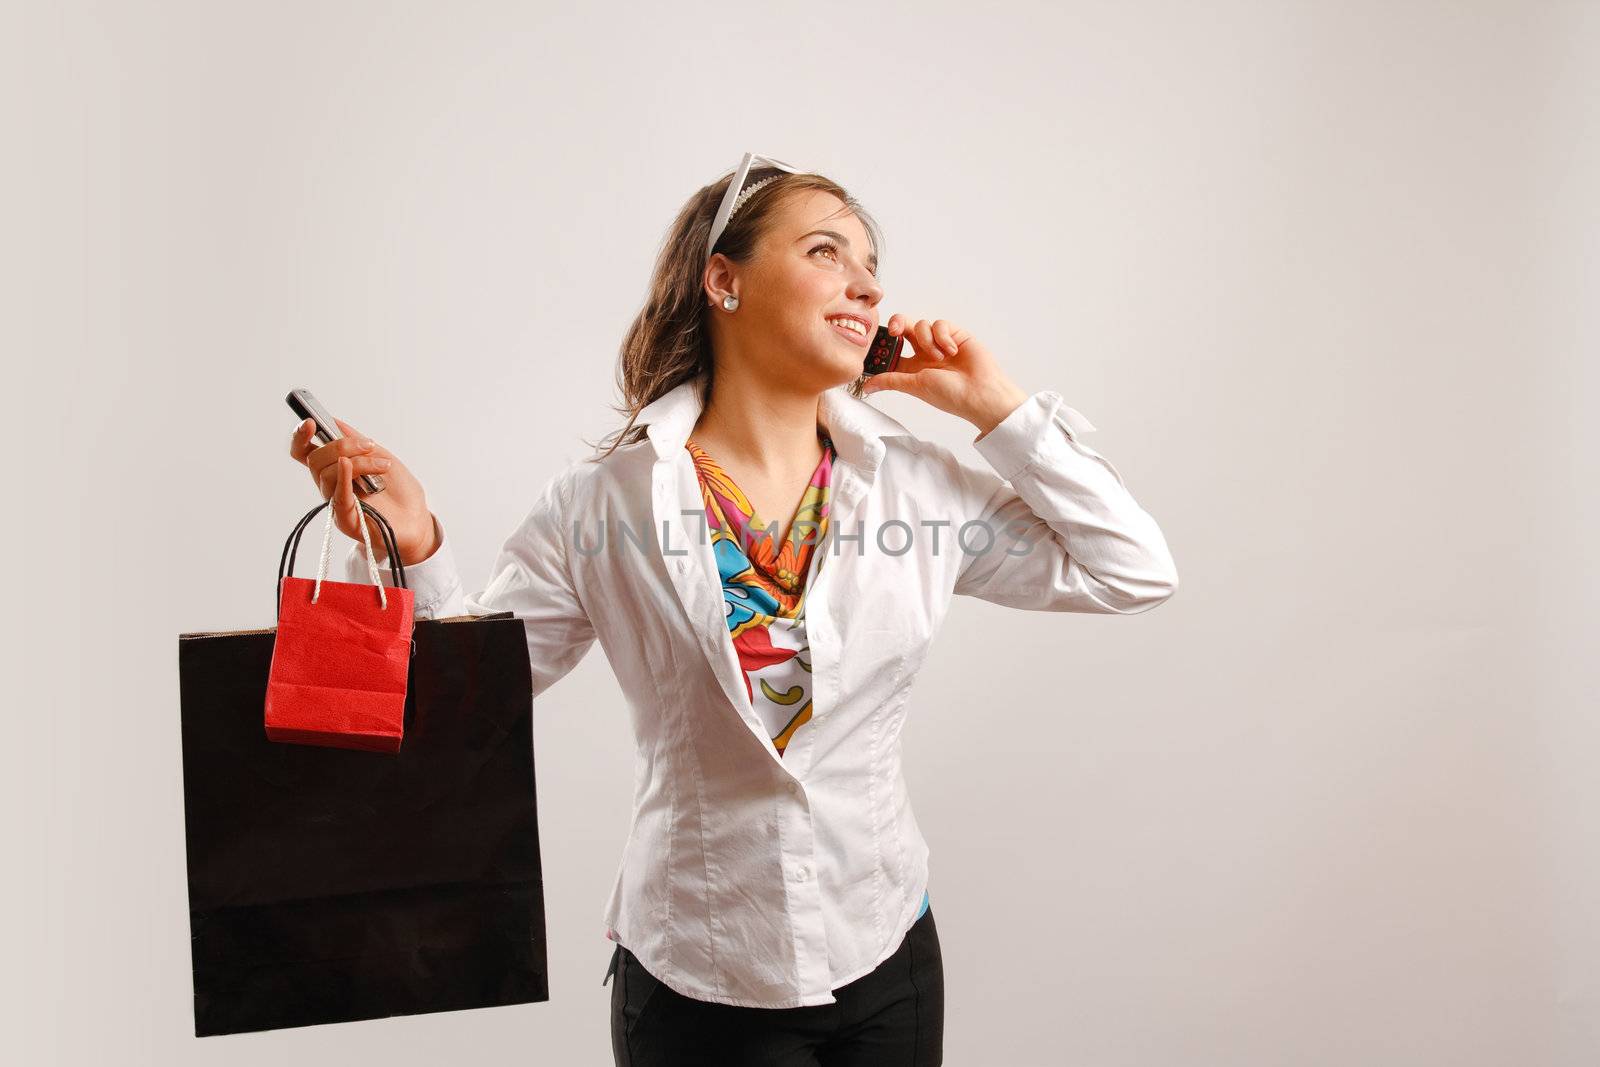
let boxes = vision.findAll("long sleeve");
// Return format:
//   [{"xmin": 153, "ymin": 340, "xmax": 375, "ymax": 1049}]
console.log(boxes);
[
  {"xmin": 951, "ymin": 389, "xmax": 1179, "ymax": 614},
  {"xmin": 342, "ymin": 473, "xmax": 598, "ymax": 699}
]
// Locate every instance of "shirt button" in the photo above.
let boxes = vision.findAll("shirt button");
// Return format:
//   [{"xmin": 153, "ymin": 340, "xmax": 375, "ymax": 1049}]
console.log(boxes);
[{"xmin": 795, "ymin": 865, "xmax": 809, "ymax": 881}]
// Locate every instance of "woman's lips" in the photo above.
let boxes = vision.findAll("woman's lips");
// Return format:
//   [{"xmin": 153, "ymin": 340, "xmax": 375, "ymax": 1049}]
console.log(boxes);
[{"xmin": 828, "ymin": 319, "xmax": 872, "ymax": 348}]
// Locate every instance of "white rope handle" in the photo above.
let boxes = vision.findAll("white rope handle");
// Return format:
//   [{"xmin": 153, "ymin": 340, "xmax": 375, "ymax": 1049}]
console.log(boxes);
[{"xmin": 311, "ymin": 499, "xmax": 389, "ymax": 609}]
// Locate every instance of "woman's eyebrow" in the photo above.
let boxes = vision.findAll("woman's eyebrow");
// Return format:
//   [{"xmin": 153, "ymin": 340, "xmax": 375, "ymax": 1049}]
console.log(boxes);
[{"xmin": 796, "ymin": 229, "xmax": 879, "ymax": 273}]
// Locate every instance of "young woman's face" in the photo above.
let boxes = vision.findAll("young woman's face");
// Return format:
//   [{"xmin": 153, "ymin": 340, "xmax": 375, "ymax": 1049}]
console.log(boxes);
[{"xmin": 712, "ymin": 189, "xmax": 884, "ymax": 390}]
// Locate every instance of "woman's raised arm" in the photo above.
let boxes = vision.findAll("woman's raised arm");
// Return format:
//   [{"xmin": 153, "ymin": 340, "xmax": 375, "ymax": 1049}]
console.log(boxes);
[{"xmin": 949, "ymin": 390, "xmax": 1179, "ymax": 614}]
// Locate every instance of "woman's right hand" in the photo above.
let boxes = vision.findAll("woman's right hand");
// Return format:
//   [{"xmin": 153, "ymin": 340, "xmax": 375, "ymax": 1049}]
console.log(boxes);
[{"xmin": 287, "ymin": 417, "xmax": 438, "ymax": 565}]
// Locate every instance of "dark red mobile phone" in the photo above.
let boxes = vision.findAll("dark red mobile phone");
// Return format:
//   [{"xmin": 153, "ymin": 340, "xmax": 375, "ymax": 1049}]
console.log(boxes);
[{"xmin": 862, "ymin": 325, "xmax": 906, "ymax": 376}]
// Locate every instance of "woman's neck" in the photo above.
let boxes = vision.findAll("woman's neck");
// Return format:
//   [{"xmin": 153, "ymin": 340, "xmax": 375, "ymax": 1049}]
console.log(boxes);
[{"xmin": 689, "ymin": 373, "xmax": 826, "ymax": 479}]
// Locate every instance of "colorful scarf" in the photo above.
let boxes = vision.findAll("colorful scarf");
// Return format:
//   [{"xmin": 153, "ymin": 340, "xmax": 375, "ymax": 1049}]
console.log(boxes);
[{"xmin": 685, "ymin": 432, "xmax": 834, "ymax": 756}]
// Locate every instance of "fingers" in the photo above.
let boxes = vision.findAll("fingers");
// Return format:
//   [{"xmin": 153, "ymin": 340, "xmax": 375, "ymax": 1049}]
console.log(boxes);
[
  {"xmin": 861, "ymin": 370, "xmax": 918, "ymax": 396},
  {"xmin": 889, "ymin": 317, "xmax": 958, "ymax": 361},
  {"xmin": 307, "ymin": 432, "xmax": 377, "ymax": 482},
  {"xmin": 315, "ymin": 452, "xmax": 390, "ymax": 497},
  {"xmin": 289, "ymin": 419, "xmax": 371, "ymax": 464},
  {"xmin": 296, "ymin": 413, "xmax": 392, "ymax": 514},
  {"xmin": 901, "ymin": 319, "xmax": 933, "ymax": 361},
  {"xmin": 294, "ymin": 416, "xmax": 374, "ymax": 469},
  {"xmin": 337, "ymin": 461, "xmax": 395, "ymax": 561},
  {"xmin": 333, "ymin": 456, "xmax": 361, "ymax": 530},
  {"xmin": 914, "ymin": 319, "xmax": 952, "ymax": 361},
  {"xmin": 289, "ymin": 418, "xmax": 318, "ymax": 462}
]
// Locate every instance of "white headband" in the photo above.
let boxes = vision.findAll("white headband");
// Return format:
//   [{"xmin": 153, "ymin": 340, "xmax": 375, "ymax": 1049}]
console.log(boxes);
[{"xmin": 705, "ymin": 151, "xmax": 801, "ymax": 262}]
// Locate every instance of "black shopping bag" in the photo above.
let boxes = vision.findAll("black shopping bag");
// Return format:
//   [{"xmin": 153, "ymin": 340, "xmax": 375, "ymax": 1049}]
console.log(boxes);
[{"xmin": 177, "ymin": 501, "xmax": 547, "ymax": 1036}]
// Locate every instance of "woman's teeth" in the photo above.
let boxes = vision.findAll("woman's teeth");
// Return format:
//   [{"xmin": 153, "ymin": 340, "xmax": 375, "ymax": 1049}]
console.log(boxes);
[{"xmin": 828, "ymin": 317, "xmax": 867, "ymax": 337}]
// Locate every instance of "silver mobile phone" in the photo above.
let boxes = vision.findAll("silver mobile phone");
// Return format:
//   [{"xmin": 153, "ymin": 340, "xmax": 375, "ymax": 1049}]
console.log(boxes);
[{"xmin": 285, "ymin": 388, "xmax": 386, "ymax": 495}]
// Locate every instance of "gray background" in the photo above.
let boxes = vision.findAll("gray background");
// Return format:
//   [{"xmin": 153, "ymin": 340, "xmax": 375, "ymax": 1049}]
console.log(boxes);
[{"xmin": 9, "ymin": 1, "xmax": 1598, "ymax": 1063}]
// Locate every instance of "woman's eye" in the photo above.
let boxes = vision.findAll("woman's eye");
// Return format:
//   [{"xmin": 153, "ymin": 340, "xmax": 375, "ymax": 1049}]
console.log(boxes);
[{"xmin": 812, "ymin": 240, "xmax": 877, "ymax": 277}]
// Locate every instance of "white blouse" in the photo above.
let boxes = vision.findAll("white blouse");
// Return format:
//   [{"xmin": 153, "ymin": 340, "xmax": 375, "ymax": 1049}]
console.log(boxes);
[{"xmin": 343, "ymin": 375, "xmax": 1179, "ymax": 1009}]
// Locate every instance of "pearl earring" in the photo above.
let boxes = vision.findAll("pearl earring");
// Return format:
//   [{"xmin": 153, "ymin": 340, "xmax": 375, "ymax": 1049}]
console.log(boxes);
[{"xmin": 722, "ymin": 294, "xmax": 739, "ymax": 312}]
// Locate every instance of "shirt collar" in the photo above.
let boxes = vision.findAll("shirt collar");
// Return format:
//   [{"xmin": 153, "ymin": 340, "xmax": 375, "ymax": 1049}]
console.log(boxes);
[{"xmin": 635, "ymin": 373, "xmax": 913, "ymax": 469}]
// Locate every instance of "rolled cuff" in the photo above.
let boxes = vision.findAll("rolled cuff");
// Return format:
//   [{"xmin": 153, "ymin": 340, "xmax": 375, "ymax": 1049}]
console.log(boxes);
[{"xmin": 972, "ymin": 390, "xmax": 1099, "ymax": 482}]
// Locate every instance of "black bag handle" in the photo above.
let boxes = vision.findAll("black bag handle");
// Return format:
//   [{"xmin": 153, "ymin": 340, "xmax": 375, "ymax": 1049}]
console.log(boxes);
[{"xmin": 277, "ymin": 500, "xmax": 409, "ymax": 623}]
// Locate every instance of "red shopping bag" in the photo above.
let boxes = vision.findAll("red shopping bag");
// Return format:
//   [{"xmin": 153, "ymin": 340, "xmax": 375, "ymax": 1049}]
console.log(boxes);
[{"xmin": 265, "ymin": 499, "xmax": 415, "ymax": 753}]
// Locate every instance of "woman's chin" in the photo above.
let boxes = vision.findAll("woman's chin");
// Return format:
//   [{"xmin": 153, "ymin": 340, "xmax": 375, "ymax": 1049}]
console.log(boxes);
[
  {"xmin": 823, "ymin": 342, "xmax": 869, "ymax": 384},
  {"xmin": 759, "ymin": 325, "xmax": 859, "ymax": 384},
  {"xmin": 786, "ymin": 345, "xmax": 865, "ymax": 391},
  {"xmin": 823, "ymin": 360, "xmax": 867, "ymax": 390}
]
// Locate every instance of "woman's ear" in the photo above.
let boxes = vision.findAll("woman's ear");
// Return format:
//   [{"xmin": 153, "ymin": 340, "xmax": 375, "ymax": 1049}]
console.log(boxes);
[{"xmin": 704, "ymin": 252, "xmax": 738, "ymax": 309}]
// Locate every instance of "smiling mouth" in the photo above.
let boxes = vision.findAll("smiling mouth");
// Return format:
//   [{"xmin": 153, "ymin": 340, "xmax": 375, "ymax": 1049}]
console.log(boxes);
[{"xmin": 827, "ymin": 318, "xmax": 871, "ymax": 347}]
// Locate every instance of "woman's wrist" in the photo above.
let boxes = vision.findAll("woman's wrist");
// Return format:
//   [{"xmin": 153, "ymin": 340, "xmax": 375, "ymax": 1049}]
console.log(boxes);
[
  {"xmin": 368, "ymin": 513, "xmax": 439, "ymax": 567},
  {"xmin": 968, "ymin": 382, "xmax": 1030, "ymax": 440},
  {"xmin": 396, "ymin": 513, "xmax": 442, "ymax": 567}
]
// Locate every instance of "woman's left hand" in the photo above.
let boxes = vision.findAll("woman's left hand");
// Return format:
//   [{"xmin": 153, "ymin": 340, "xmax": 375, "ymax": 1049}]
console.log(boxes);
[{"xmin": 861, "ymin": 314, "xmax": 1031, "ymax": 438}]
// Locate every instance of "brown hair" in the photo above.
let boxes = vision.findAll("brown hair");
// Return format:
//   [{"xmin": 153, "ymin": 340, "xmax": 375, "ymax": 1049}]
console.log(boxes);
[{"xmin": 584, "ymin": 166, "xmax": 885, "ymax": 462}]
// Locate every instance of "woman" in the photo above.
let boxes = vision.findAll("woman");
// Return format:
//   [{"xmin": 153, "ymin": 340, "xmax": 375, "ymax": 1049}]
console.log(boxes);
[{"xmin": 287, "ymin": 152, "xmax": 1179, "ymax": 1066}]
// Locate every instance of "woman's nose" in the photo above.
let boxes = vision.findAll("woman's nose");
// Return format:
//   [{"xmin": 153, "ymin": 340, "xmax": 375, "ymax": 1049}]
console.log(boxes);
[{"xmin": 850, "ymin": 272, "xmax": 883, "ymax": 306}]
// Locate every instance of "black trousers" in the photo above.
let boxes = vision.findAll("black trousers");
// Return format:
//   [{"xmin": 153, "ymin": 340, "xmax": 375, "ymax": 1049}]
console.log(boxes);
[{"xmin": 608, "ymin": 905, "xmax": 944, "ymax": 1066}]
